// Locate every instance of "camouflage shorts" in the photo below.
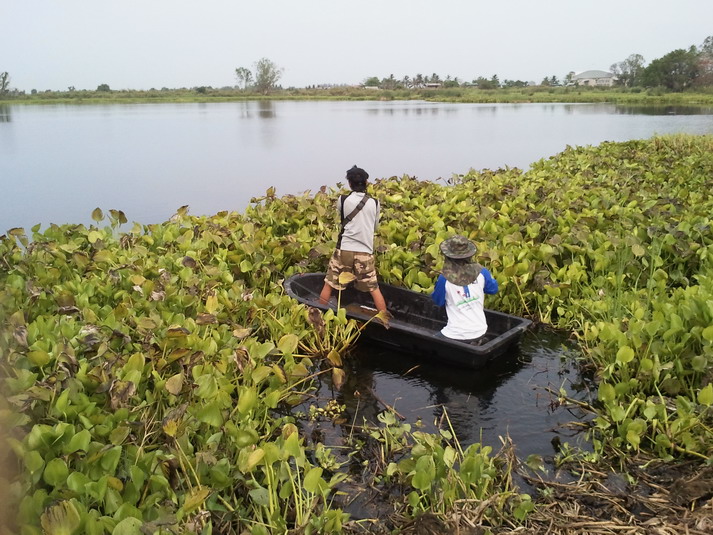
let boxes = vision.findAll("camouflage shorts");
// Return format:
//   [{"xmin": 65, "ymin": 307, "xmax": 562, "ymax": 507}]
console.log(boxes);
[{"xmin": 324, "ymin": 249, "xmax": 379, "ymax": 292}]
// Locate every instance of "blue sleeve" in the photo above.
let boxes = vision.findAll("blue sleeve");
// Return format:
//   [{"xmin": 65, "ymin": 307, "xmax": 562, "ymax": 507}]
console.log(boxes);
[
  {"xmin": 481, "ymin": 268, "xmax": 498, "ymax": 294},
  {"xmin": 431, "ymin": 275, "xmax": 447, "ymax": 306}
]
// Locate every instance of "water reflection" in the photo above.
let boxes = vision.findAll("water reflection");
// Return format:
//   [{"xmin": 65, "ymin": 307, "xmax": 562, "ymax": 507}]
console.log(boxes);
[
  {"xmin": 257, "ymin": 100, "xmax": 276, "ymax": 118},
  {"xmin": 365, "ymin": 104, "xmax": 458, "ymax": 116},
  {"xmin": 614, "ymin": 105, "xmax": 713, "ymax": 115},
  {"xmin": 333, "ymin": 328, "xmax": 594, "ymax": 459},
  {"xmin": 236, "ymin": 100, "xmax": 276, "ymax": 119},
  {"xmin": 0, "ymin": 104, "xmax": 11, "ymax": 122}
]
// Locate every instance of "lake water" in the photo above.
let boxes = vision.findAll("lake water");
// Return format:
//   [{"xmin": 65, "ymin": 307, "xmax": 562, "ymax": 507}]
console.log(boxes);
[{"xmin": 1, "ymin": 100, "xmax": 712, "ymax": 234}]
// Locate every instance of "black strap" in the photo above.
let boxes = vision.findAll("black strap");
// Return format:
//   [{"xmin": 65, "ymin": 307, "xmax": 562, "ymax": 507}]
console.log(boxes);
[{"xmin": 337, "ymin": 193, "xmax": 371, "ymax": 249}]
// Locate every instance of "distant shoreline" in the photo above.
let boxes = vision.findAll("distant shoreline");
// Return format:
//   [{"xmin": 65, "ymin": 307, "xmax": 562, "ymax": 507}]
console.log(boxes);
[{"xmin": 2, "ymin": 87, "xmax": 713, "ymax": 106}]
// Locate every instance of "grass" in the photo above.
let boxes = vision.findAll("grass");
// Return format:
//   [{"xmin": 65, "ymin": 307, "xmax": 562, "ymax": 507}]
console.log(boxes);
[{"xmin": 2, "ymin": 86, "xmax": 713, "ymax": 106}]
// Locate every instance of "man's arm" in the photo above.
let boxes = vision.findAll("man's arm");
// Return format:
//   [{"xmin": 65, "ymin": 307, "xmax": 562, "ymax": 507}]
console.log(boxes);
[
  {"xmin": 431, "ymin": 274, "xmax": 447, "ymax": 306},
  {"xmin": 373, "ymin": 198, "xmax": 380, "ymax": 231},
  {"xmin": 481, "ymin": 268, "xmax": 498, "ymax": 294}
]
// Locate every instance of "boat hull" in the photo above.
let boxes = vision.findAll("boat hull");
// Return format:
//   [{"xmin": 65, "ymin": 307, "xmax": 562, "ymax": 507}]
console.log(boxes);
[{"xmin": 284, "ymin": 272, "xmax": 532, "ymax": 369}]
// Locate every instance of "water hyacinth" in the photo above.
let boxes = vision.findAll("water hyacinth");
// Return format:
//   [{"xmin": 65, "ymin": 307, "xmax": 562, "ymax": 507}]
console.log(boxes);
[{"xmin": 0, "ymin": 134, "xmax": 712, "ymax": 533}]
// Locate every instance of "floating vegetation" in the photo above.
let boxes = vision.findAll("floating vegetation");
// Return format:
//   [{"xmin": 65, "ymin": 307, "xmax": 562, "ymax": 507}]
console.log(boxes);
[{"xmin": 1, "ymin": 134, "xmax": 712, "ymax": 533}]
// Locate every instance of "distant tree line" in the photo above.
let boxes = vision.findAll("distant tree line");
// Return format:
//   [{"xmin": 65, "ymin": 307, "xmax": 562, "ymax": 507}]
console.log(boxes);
[
  {"xmin": 363, "ymin": 72, "xmax": 531, "ymax": 90},
  {"xmin": 362, "ymin": 35, "xmax": 713, "ymax": 92}
]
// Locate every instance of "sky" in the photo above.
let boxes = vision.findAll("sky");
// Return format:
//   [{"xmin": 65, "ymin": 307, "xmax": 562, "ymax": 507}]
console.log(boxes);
[{"xmin": 2, "ymin": 0, "xmax": 712, "ymax": 91}]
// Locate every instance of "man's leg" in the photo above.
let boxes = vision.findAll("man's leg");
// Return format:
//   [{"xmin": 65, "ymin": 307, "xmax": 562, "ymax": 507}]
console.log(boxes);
[
  {"xmin": 319, "ymin": 283, "xmax": 333, "ymax": 305},
  {"xmin": 370, "ymin": 288, "xmax": 387, "ymax": 313}
]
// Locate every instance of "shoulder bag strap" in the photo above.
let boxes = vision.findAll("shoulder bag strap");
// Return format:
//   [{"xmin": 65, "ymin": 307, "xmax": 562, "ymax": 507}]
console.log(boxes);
[{"xmin": 337, "ymin": 194, "xmax": 371, "ymax": 249}]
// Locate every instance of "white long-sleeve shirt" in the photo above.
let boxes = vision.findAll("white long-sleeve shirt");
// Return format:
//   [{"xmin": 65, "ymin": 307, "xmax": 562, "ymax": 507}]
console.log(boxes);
[{"xmin": 431, "ymin": 271, "xmax": 499, "ymax": 340}]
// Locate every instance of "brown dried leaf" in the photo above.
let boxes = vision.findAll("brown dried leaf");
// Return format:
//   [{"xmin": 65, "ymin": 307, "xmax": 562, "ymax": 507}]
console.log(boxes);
[
  {"xmin": 166, "ymin": 326, "xmax": 190, "ymax": 337},
  {"xmin": 234, "ymin": 348, "xmax": 249, "ymax": 372},
  {"xmin": 110, "ymin": 380, "xmax": 136, "ymax": 410},
  {"xmin": 308, "ymin": 307, "xmax": 325, "ymax": 337},
  {"xmin": 13, "ymin": 325, "xmax": 28, "ymax": 348},
  {"xmin": 196, "ymin": 313, "xmax": 217, "ymax": 325}
]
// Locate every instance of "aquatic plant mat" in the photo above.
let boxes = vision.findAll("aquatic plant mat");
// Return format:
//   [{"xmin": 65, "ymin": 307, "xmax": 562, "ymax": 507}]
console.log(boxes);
[
  {"xmin": 336, "ymin": 444, "xmax": 713, "ymax": 534},
  {"xmin": 2, "ymin": 134, "xmax": 713, "ymax": 533}
]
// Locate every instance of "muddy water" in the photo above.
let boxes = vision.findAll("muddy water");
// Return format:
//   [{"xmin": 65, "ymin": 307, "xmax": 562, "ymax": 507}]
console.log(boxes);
[{"xmin": 300, "ymin": 327, "xmax": 595, "ymax": 517}]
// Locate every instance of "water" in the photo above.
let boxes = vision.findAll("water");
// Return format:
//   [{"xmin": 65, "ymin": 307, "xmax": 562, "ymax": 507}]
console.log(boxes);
[
  {"xmin": 299, "ymin": 328, "xmax": 594, "ymax": 518},
  {"xmin": 1, "ymin": 101, "xmax": 712, "ymax": 234},
  {"xmin": 335, "ymin": 328, "xmax": 593, "ymax": 460}
]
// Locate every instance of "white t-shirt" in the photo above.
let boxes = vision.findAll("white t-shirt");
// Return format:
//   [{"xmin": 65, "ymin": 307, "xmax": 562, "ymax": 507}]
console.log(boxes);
[{"xmin": 337, "ymin": 192, "xmax": 380, "ymax": 253}]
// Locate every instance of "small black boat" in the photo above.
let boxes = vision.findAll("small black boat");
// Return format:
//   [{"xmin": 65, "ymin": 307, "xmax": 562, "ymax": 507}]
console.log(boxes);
[{"xmin": 283, "ymin": 272, "xmax": 532, "ymax": 369}]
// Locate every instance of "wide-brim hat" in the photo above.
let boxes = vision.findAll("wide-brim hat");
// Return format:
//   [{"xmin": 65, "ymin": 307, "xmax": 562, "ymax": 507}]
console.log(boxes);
[
  {"xmin": 442, "ymin": 258, "xmax": 482, "ymax": 286},
  {"xmin": 439, "ymin": 235, "xmax": 477, "ymax": 259}
]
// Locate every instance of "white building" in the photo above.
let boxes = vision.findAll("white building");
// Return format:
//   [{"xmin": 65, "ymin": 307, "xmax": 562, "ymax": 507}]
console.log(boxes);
[{"xmin": 572, "ymin": 70, "xmax": 617, "ymax": 87}]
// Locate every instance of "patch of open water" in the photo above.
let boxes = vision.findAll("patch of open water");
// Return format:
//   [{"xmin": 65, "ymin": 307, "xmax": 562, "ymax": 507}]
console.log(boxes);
[{"xmin": 296, "ymin": 327, "xmax": 596, "ymax": 517}]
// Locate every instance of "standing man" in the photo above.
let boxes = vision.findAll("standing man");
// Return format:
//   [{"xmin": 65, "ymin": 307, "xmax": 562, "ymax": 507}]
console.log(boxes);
[
  {"xmin": 319, "ymin": 165, "xmax": 387, "ymax": 313},
  {"xmin": 431, "ymin": 235, "xmax": 498, "ymax": 341}
]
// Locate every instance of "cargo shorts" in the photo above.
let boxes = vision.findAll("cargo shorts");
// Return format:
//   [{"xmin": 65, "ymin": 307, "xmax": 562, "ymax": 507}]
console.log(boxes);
[{"xmin": 324, "ymin": 249, "xmax": 379, "ymax": 292}]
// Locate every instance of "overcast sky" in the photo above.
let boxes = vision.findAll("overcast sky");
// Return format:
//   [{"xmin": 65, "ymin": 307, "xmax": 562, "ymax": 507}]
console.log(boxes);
[{"xmin": 3, "ymin": 0, "xmax": 711, "ymax": 91}]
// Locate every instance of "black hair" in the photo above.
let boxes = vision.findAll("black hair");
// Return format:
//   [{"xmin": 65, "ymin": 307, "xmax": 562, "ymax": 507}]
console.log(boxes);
[{"xmin": 346, "ymin": 165, "xmax": 369, "ymax": 192}]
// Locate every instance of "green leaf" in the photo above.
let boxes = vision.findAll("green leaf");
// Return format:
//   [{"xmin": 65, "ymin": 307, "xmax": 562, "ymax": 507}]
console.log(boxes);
[
  {"xmin": 698, "ymin": 383, "xmax": 713, "ymax": 406},
  {"xmin": 248, "ymin": 486, "xmax": 270, "ymax": 507},
  {"xmin": 702, "ymin": 325, "xmax": 713, "ymax": 343},
  {"xmin": 112, "ymin": 517, "xmax": 142, "ymax": 535},
  {"xmin": 195, "ymin": 374, "xmax": 218, "ymax": 399},
  {"xmin": 67, "ymin": 471, "xmax": 90, "ymax": 493},
  {"xmin": 525, "ymin": 454, "xmax": 545, "ymax": 472},
  {"xmin": 626, "ymin": 429, "xmax": 641, "ymax": 449},
  {"xmin": 182, "ymin": 486, "xmax": 211, "ymax": 514},
  {"xmin": 100, "ymin": 446, "xmax": 122, "ymax": 474},
  {"xmin": 65, "ymin": 429, "xmax": 92, "ymax": 453},
  {"xmin": 303, "ymin": 466, "xmax": 324, "ymax": 494},
  {"xmin": 616, "ymin": 346, "xmax": 635, "ymax": 364},
  {"xmin": 43, "ymin": 458, "xmax": 69, "ymax": 487},
  {"xmin": 27, "ymin": 350, "xmax": 51, "ymax": 367},
  {"xmin": 238, "ymin": 447, "xmax": 264, "ymax": 473},
  {"xmin": 237, "ymin": 387, "xmax": 257, "ymax": 415},
  {"xmin": 598, "ymin": 382, "xmax": 616, "ymax": 404},
  {"xmin": 91, "ymin": 208, "xmax": 104, "ymax": 222},
  {"xmin": 283, "ymin": 430, "xmax": 303, "ymax": 460},
  {"xmin": 109, "ymin": 426, "xmax": 130, "ymax": 446},
  {"xmin": 337, "ymin": 272, "xmax": 356, "ymax": 285},
  {"xmin": 277, "ymin": 333, "xmax": 299, "ymax": 356},
  {"xmin": 124, "ymin": 353, "xmax": 145, "ymax": 373},
  {"xmin": 25, "ymin": 450, "xmax": 45, "ymax": 474},
  {"xmin": 197, "ymin": 402, "xmax": 224, "ymax": 427},
  {"xmin": 88, "ymin": 230, "xmax": 103, "ymax": 244},
  {"xmin": 205, "ymin": 295, "xmax": 219, "ymax": 314}
]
